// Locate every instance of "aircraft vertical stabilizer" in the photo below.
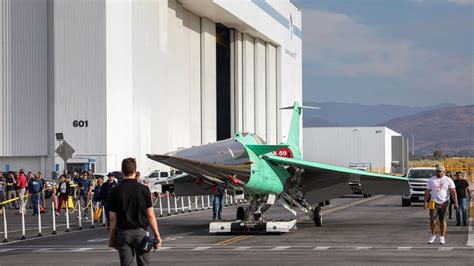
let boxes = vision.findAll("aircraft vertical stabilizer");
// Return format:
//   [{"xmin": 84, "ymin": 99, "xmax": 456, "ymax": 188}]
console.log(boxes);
[{"xmin": 280, "ymin": 102, "xmax": 319, "ymax": 159}]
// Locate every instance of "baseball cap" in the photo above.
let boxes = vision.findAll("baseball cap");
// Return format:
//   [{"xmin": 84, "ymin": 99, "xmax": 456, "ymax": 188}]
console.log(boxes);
[{"xmin": 435, "ymin": 166, "xmax": 445, "ymax": 172}]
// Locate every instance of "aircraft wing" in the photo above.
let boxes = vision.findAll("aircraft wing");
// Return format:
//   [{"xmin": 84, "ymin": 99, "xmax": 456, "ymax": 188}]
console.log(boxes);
[{"xmin": 265, "ymin": 155, "xmax": 409, "ymax": 203}]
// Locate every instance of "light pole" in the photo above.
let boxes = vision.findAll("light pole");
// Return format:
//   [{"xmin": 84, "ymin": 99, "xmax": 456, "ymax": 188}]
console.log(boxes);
[{"xmin": 411, "ymin": 134, "xmax": 415, "ymax": 156}]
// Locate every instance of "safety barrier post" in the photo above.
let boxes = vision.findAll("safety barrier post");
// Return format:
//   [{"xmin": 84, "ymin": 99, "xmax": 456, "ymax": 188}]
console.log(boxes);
[
  {"xmin": 166, "ymin": 191, "xmax": 171, "ymax": 216},
  {"xmin": 187, "ymin": 196, "xmax": 192, "ymax": 212},
  {"xmin": 90, "ymin": 203, "xmax": 95, "ymax": 228},
  {"xmin": 201, "ymin": 196, "xmax": 205, "ymax": 210},
  {"xmin": 158, "ymin": 193, "xmax": 163, "ymax": 217},
  {"xmin": 37, "ymin": 203, "xmax": 42, "ymax": 237},
  {"xmin": 181, "ymin": 197, "xmax": 185, "ymax": 213},
  {"xmin": 102, "ymin": 206, "xmax": 106, "ymax": 226},
  {"xmin": 225, "ymin": 191, "xmax": 229, "ymax": 206},
  {"xmin": 174, "ymin": 195, "xmax": 178, "ymax": 215},
  {"xmin": 207, "ymin": 196, "xmax": 211, "ymax": 209},
  {"xmin": 230, "ymin": 195, "xmax": 234, "ymax": 206},
  {"xmin": 65, "ymin": 201, "xmax": 70, "ymax": 232},
  {"xmin": 78, "ymin": 201, "xmax": 82, "ymax": 230},
  {"xmin": 52, "ymin": 201, "xmax": 57, "ymax": 235},
  {"xmin": 194, "ymin": 196, "xmax": 198, "ymax": 211},
  {"xmin": 2, "ymin": 207, "xmax": 7, "ymax": 242},
  {"xmin": 20, "ymin": 205, "xmax": 26, "ymax": 239}
]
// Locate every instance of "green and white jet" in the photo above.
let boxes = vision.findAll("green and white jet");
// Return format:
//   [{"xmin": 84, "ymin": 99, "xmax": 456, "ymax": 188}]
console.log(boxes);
[{"xmin": 147, "ymin": 102, "xmax": 409, "ymax": 229}]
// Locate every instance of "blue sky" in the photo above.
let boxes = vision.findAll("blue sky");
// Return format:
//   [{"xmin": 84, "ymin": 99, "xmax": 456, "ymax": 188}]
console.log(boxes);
[{"xmin": 293, "ymin": 0, "xmax": 473, "ymax": 106}]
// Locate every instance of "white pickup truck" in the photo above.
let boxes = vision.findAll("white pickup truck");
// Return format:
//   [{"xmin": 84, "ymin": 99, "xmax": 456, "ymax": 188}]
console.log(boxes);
[{"xmin": 402, "ymin": 167, "xmax": 436, "ymax": 206}]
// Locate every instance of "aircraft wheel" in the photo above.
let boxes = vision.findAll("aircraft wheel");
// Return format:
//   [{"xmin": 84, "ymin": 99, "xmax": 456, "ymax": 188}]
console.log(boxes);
[
  {"xmin": 236, "ymin": 206, "xmax": 245, "ymax": 220},
  {"xmin": 313, "ymin": 206, "xmax": 322, "ymax": 227}
]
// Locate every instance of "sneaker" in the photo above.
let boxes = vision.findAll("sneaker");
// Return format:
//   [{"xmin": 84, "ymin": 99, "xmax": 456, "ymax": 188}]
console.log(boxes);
[
  {"xmin": 55, "ymin": 212, "xmax": 60, "ymax": 216},
  {"xmin": 439, "ymin": 236, "xmax": 445, "ymax": 245},
  {"xmin": 428, "ymin": 235, "xmax": 436, "ymax": 244},
  {"xmin": 456, "ymin": 223, "xmax": 460, "ymax": 226},
  {"xmin": 84, "ymin": 216, "xmax": 89, "ymax": 220}
]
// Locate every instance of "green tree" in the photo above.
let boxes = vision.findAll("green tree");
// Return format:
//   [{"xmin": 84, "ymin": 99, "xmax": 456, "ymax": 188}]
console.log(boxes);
[{"xmin": 433, "ymin": 150, "xmax": 443, "ymax": 160}]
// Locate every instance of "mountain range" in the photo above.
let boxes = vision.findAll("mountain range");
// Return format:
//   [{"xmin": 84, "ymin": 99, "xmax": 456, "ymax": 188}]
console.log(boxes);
[{"xmin": 303, "ymin": 102, "xmax": 473, "ymax": 155}]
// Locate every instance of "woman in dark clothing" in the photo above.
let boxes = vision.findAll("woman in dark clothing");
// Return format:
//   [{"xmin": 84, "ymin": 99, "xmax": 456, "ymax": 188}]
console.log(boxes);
[{"xmin": 56, "ymin": 175, "xmax": 70, "ymax": 215}]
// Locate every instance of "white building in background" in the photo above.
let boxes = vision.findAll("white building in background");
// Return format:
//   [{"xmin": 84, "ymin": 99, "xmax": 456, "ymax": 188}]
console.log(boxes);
[
  {"xmin": 303, "ymin": 127, "xmax": 409, "ymax": 174},
  {"xmin": 0, "ymin": 0, "xmax": 302, "ymax": 176}
]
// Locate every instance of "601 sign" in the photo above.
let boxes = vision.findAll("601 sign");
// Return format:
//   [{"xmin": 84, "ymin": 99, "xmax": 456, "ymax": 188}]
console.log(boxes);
[{"xmin": 73, "ymin": 120, "xmax": 88, "ymax": 128}]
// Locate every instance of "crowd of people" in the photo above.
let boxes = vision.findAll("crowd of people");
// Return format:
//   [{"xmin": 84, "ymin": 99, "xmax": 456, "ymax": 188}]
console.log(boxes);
[
  {"xmin": 0, "ymin": 169, "xmax": 120, "ymax": 226},
  {"xmin": 0, "ymin": 169, "xmax": 48, "ymax": 215}
]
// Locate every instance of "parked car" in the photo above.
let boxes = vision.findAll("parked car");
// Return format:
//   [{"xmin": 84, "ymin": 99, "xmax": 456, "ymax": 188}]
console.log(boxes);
[
  {"xmin": 402, "ymin": 167, "xmax": 436, "ymax": 206},
  {"xmin": 146, "ymin": 171, "xmax": 174, "ymax": 193},
  {"xmin": 348, "ymin": 168, "xmax": 371, "ymax": 197}
]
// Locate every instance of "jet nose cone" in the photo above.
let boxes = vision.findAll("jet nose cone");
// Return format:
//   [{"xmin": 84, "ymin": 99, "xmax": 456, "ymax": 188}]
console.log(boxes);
[{"xmin": 146, "ymin": 154, "xmax": 170, "ymax": 163}]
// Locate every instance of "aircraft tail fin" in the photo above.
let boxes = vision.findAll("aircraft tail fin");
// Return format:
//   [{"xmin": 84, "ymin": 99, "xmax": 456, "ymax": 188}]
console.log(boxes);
[{"xmin": 280, "ymin": 102, "xmax": 319, "ymax": 157}]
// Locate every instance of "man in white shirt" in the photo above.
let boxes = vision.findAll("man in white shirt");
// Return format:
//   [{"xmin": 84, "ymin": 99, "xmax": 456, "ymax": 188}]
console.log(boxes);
[{"xmin": 424, "ymin": 166, "xmax": 458, "ymax": 245}]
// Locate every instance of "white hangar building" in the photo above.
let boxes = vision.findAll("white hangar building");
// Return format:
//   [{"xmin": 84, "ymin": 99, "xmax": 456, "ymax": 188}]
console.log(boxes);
[
  {"xmin": 303, "ymin": 127, "xmax": 409, "ymax": 174},
  {"xmin": 0, "ymin": 0, "xmax": 302, "ymax": 176}
]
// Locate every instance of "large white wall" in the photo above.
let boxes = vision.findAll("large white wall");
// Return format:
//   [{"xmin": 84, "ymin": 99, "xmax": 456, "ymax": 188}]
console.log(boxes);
[
  {"xmin": 212, "ymin": 0, "xmax": 302, "ymax": 145},
  {"xmin": 0, "ymin": 0, "xmax": 48, "ymax": 173},
  {"xmin": 303, "ymin": 127, "xmax": 400, "ymax": 173},
  {"xmin": 54, "ymin": 0, "xmax": 107, "ymax": 172},
  {"xmin": 105, "ymin": 0, "xmax": 207, "ymax": 173},
  {"xmin": 0, "ymin": 0, "xmax": 48, "ymax": 158},
  {"xmin": 1, "ymin": 0, "xmax": 302, "ymax": 175}
]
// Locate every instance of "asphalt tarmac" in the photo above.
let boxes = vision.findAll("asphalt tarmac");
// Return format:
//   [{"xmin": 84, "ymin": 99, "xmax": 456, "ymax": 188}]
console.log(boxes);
[{"xmin": 0, "ymin": 195, "xmax": 472, "ymax": 266}]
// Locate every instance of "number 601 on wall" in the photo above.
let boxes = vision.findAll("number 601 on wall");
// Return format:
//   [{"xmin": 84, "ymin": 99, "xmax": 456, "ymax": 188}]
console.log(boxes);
[{"xmin": 73, "ymin": 120, "xmax": 88, "ymax": 128}]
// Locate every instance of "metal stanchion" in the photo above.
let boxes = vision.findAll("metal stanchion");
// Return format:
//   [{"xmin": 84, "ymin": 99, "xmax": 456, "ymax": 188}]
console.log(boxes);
[
  {"xmin": 37, "ymin": 203, "xmax": 43, "ymax": 237},
  {"xmin": 174, "ymin": 195, "xmax": 178, "ymax": 214},
  {"xmin": 21, "ymin": 205, "xmax": 26, "ymax": 239},
  {"xmin": 65, "ymin": 200, "xmax": 70, "ymax": 232},
  {"xmin": 158, "ymin": 193, "xmax": 163, "ymax": 217},
  {"xmin": 194, "ymin": 196, "xmax": 198, "ymax": 211},
  {"xmin": 90, "ymin": 202, "xmax": 95, "ymax": 228},
  {"xmin": 230, "ymin": 195, "xmax": 234, "ymax": 206},
  {"xmin": 181, "ymin": 197, "xmax": 185, "ymax": 213},
  {"xmin": 166, "ymin": 191, "xmax": 171, "ymax": 216},
  {"xmin": 102, "ymin": 205, "xmax": 106, "ymax": 226},
  {"xmin": 225, "ymin": 191, "xmax": 229, "ymax": 206},
  {"xmin": 187, "ymin": 196, "xmax": 192, "ymax": 212},
  {"xmin": 78, "ymin": 201, "xmax": 82, "ymax": 230},
  {"xmin": 52, "ymin": 201, "xmax": 57, "ymax": 235},
  {"xmin": 2, "ymin": 207, "xmax": 8, "ymax": 242},
  {"xmin": 201, "ymin": 196, "xmax": 205, "ymax": 210},
  {"xmin": 207, "ymin": 195, "xmax": 211, "ymax": 209}
]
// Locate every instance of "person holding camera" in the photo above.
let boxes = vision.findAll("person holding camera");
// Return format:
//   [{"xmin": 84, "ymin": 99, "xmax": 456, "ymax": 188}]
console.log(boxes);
[{"xmin": 109, "ymin": 158, "xmax": 162, "ymax": 266}]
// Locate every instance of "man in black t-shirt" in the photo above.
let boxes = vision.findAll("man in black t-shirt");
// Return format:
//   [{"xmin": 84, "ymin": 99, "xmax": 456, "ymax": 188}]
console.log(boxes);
[
  {"xmin": 454, "ymin": 172, "xmax": 471, "ymax": 226},
  {"xmin": 99, "ymin": 172, "xmax": 117, "ymax": 228},
  {"xmin": 109, "ymin": 158, "xmax": 162, "ymax": 266}
]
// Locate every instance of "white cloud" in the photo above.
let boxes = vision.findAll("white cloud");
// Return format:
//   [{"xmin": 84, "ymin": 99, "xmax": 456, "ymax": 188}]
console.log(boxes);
[
  {"xmin": 302, "ymin": 9, "xmax": 473, "ymax": 96},
  {"xmin": 448, "ymin": 0, "xmax": 474, "ymax": 5},
  {"xmin": 415, "ymin": 0, "xmax": 474, "ymax": 5},
  {"xmin": 303, "ymin": 10, "xmax": 421, "ymax": 78}
]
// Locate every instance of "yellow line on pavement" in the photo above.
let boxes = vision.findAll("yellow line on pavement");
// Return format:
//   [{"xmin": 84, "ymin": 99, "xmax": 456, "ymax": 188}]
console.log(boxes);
[{"xmin": 218, "ymin": 235, "xmax": 254, "ymax": 246}]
